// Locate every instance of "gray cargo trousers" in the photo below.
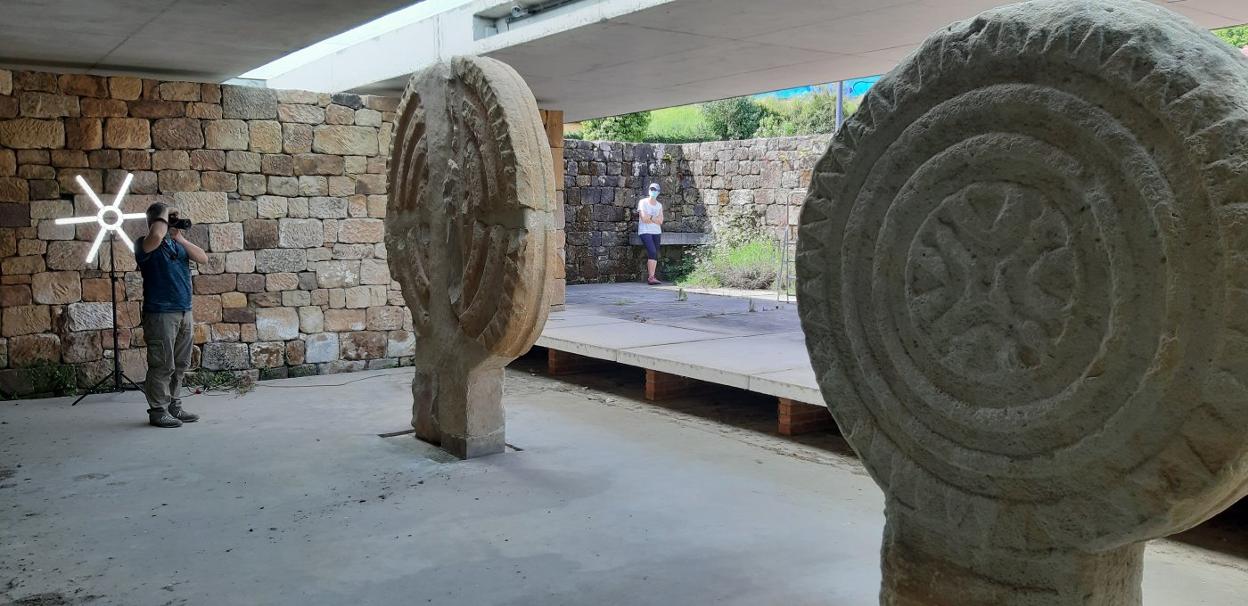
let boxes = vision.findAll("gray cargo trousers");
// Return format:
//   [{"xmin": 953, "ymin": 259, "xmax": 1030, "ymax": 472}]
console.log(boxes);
[{"xmin": 143, "ymin": 310, "xmax": 193, "ymax": 409}]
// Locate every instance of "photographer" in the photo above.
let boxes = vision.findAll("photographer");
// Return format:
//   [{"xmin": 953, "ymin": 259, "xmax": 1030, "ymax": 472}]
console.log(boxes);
[{"xmin": 135, "ymin": 203, "xmax": 208, "ymax": 428}]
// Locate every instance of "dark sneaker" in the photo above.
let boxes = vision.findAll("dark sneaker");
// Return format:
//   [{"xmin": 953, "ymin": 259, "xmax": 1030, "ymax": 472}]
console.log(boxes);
[
  {"xmin": 149, "ymin": 407, "xmax": 183, "ymax": 428},
  {"xmin": 647, "ymin": 277, "xmax": 661, "ymax": 285},
  {"xmin": 168, "ymin": 401, "xmax": 199, "ymax": 423}
]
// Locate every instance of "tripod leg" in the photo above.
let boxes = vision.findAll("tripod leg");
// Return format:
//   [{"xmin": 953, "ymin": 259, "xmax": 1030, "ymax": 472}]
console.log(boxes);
[{"xmin": 71, "ymin": 371, "xmax": 120, "ymax": 406}]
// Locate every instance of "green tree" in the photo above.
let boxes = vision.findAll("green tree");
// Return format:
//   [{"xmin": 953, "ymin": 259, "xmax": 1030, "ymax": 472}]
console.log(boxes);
[
  {"xmin": 701, "ymin": 96, "xmax": 769, "ymax": 140},
  {"xmin": 756, "ymin": 93, "xmax": 841, "ymax": 137},
  {"xmin": 1213, "ymin": 25, "xmax": 1248, "ymax": 48},
  {"xmin": 580, "ymin": 111, "xmax": 652, "ymax": 141}
]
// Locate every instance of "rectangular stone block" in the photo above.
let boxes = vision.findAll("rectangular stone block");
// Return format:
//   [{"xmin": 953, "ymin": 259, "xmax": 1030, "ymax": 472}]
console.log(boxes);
[
  {"xmin": 278, "ymin": 218, "xmax": 323, "ymax": 248},
  {"xmin": 1, "ymin": 118, "xmax": 66, "ymax": 148},
  {"xmin": 254, "ymin": 248, "xmax": 306, "ymax": 273},
  {"xmin": 336, "ymin": 218, "xmax": 384, "ymax": 243},
  {"xmin": 152, "ymin": 118, "xmax": 203, "ymax": 149},
  {"xmin": 249, "ymin": 120, "xmax": 283, "ymax": 154},
  {"xmin": 202, "ymin": 342, "xmax": 250, "ymax": 370},
  {"xmin": 323, "ymin": 308, "xmax": 364, "ymax": 331},
  {"xmin": 66, "ymin": 302, "xmax": 112, "ymax": 332},
  {"xmin": 340, "ymin": 331, "xmax": 385, "ymax": 360},
  {"xmin": 204, "ymin": 119, "xmax": 249, "ymax": 150},
  {"xmin": 304, "ymin": 332, "xmax": 338, "ymax": 364},
  {"xmin": 207, "ymin": 222, "xmax": 243, "ymax": 252},
  {"xmin": 173, "ymin": 191, "xmax": 229, "ymax": 224},
  {"xmin": 312, "ymin": 125, "xmax": 378, "ymax": 156},
  {"xmin": 2, "ymin": 304, "xmax": 51, "ymax": 337},
  {"xmin": 31, "ymin": 271, "xmax": 82, "ymax": 304},
  {"xmin": 20, "ymin": 92, "xmax": 80, "ymax": 118},
  {"xmin": 222, "ymin": 85, "xmax": 277, "ymax": 120}
]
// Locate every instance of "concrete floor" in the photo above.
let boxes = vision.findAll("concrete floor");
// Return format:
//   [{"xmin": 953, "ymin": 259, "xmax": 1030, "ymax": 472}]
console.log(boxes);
[{"xmin": 2, "ymin": 360, "xmax": 1247, "ymax": 605}]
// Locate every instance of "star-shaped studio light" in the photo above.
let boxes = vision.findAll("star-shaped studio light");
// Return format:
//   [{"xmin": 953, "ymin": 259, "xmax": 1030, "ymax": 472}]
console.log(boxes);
[{"xmin": 55, "ymin": 173, "xmax": 145, "ymax": 264}]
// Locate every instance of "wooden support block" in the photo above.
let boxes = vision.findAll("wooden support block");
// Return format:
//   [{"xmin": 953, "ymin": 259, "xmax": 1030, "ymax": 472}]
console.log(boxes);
[
  {"xmin": 544, "ymin": 109, "xmax": 564, "ymax": 147},
  {"xmin": 547, "ymin": 349, "xmax": 610, "ymax": 376},
  {"xmin": 777, "ymin": 398, "xmax": 835, "ymax": 436},
  {"xmin": 551, "ymin": 146, "xmax": 565, "ymax": 191},
  {"xmin": 645, "ymin": 369, "xmax": 704, "ymax": 401}
]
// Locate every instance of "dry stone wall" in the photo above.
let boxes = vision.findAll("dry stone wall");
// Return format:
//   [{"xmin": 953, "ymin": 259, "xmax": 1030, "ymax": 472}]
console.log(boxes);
[
  {"xmin": 563, "ymin": 135, "xmax": 828, "ymax": 283},
  {"xmin": 0, "ymin": 69, "xmax": 405, "ymax": 396}
]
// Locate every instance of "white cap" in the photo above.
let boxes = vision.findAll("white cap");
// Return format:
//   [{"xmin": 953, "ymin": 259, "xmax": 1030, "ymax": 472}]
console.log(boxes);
[{"xmin": 648, "ymin": 182, "xmax": 660, "ymax": 192}]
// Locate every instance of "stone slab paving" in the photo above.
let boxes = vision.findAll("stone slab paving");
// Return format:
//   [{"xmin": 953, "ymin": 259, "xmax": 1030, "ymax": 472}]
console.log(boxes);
[{"xmin": 537, "ymin": 283, "xmax": 822, "ymax": 404}]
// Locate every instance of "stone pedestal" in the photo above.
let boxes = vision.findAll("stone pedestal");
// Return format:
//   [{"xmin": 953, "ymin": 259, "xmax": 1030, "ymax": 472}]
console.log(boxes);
[
  {"xmin": 386, "ymin": 56, "xmax": 556, "ymax": 459},
  {"xmin": 796, "ymin": 0, "xmax": 1248, "ymax": 602}
]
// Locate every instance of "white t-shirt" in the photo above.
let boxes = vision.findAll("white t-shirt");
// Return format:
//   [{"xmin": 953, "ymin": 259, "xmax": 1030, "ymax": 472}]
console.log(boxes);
[{"xmin": 638, "ymin": 198, "xmax": 662, "ymax": 235}]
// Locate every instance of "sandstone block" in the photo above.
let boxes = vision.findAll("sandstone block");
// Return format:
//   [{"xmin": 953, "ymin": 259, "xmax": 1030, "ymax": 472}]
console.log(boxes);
[
  {"xmin": 238, "ymin": 173, "xmax": 266, "ymax": 196},
  {"xmin": 255, "ymin": 195, "xmax": 287, "ymax": 219},
  {"xmin": 242, "ymin": 218, "xmax": 279, "ymax": 251},
  {"xmin": 387, "ymin": 330, "xmax": 415, "ymax": 358},
  {"xmin": 202, "ymin": 342, "xmax": 249, "ymax": 370},
  {"xmin": 337, "ymin": 218, "xmax": 384, "ymax": 243},
  {"xmin": 204, "ymin": 119, "xmax": 249, "ymax": 150},
  {"xmin": 304, "ymin": 332, "xmax": 338, "ymax": 364},
  {"xmin": 46, "ymin": 240, "xmax": 91, "ymax": 270},
  {"xmin": 208, "ymin": 222, "xmax": 243, "ymax": 252},
  {"xmin": 315, "ymin": 259, "xmax": 360, "ymax": 288},
  {"xmin": 3, "ymin": 255, "xmax": 45, "ymax": 274},
  {"xmin": 222, "ymin": 85, "xmax": 277, "ymax": 120},
  {"xmin": 359, "ymin": 258, "xmax": 391, "ymax": 285},
  {"xmin": 286, "ymin": 340, "xmax": 306, "ymax": 366},
  {"xmin": 62, "ymin": 331, "xmax": 102, "ymax": 363},
  {"xmin": 343, "ymin": 286, "xmax": 371, "ymax": 309},
  {"xmin": 262, "ymin": 154, "xmax": 293, "ymax": 176},
  {"xmin": 66, "ymin": 302, "xmax": 112, "ymax": 332},
  {"xmin": 323, "ymin": 308, "xmax": 364, "ymax": 331},
  {"xmin": 278, "ymin": 218, "xmax": 323, "ymax": 249},
  {"xmin": 192, "ymin": 295, "xmax": 222, "ymax": 323},
  {"xmin": 282, "ymin": 122, "xmax": 314, "ymax": 154},
  {"xmin": 249, "ymin": 120, "xmax": 282, "ymax": 154},
  {"xmin": 220, "ymin": 291, "xmax": 247, "ymax": 308},
  {"xmin": 328, "ymin": 177, "xmax": 355, "ymax": 197},
  {"xmin": 250, "ymin": 341, "xmax": 285, "ymax": 368},
  {"xmin": 211, "ymin": 323, "xmax": 241, "ymax": 342},
  {"xmin": 0, "ymin": 70, "xmax": 10, "ymax": 95},
  {"xmin": 294, "ymin": 153, "xmax": 344, "ymax": 176},
  {"xmin": 366, "ymin": 306, "xmax": 406, "ymax": 331},
  {"xmin": 103, "ymin": 118, "xmax": 150, "ymax": 149},
  {"xmin": 66, "ymin": 118, "xmax": 103, "ymax": 150},
  {"xmin": 0, "ymin": 177, "xmax": 28, "ymax": 202},
  {"xmin": 354, "ymin": 108, "xmax": 382, "ymax": 127},
  {"xmin": 265, "ymin": 272, "xmax": 299, "ymax": 292},
  {"xmin": 201, "ymin": 171, "xmax": 237, "ymax": 192},
  {"xmin": 19, "ymin": 92, "xmax": 80, "ymax": 118},
  {"xmin": 298, "ymin": 306, "xmax": 324, "ymax": 333},
  {"xmin": 298, "ymin": 176, "xmax": 327, "ymax": 196},
  {"xmin": 152, "ymin": 150, "xmax": 190, "ymax": 170},
  {"xmin": 224, "ymin": 250, "xmax": 256, "ymax": 274},
  {"xmin": 108, "ymin": 77, "xmax": 142, "ymax": 100},
  {"xmin": 9, "ymin": 334, "xmax": 60, "ymax": 367},
  {"xmin": 186, "ymin": 102, "xmax": 222, "ymax": 120},
  {"xmin": 159, "ymin": 81, "xmax": 200, "ymax": 102},
  {"xmin": 278, "ymin": 104, "xmax": 325, "ymax": 124},
  {"xmin": 255, "ymin": 248, "xmax": 306, "ymax": 273},
  {"xmin": 173, "ymin": 191, "xmax": 229, "ymax": 224},
  {"xmin": 308, "ymin": 196, "xmax": 348, "ymax": 219},
  {"xmin": 194, "ymin": 273, "xmax": 236, "ymax": 295},
  {"xmin": 312, "ymin": 125, "xmax": 378, "ymax": 156},
  {"xmin": 324, "ymin": 104, "xmax": 354, "ymax": 125},
  {"xmin": 153, "ymin": 118, "xmax": 203, "ymax": 149},
  {"xmin": 31, "ymin": 271, "xmax": 82, "ymax": 304},
  {"xmin": 340, "ymin": 331, "xmax": 385, "ymax": 360},
  {"xmin": 55, "ymin": 74, "xmax": 106, "ymax": 98},
  {"xmin": 1, "ymin": 118, "xmax": 66, "ymax": 148},
  {"xmin": 268, "ymin": 176, "xmax": 299, "ymax": 196},
  {"xmin": 225, "ymin": 150, "xmax": 261, "ymax": 173},
  {"xmin": 128, "ymin": 100, "xmax": 184, "ymax": 119},
  {"xmin": 2, "ymin": 304, "xmax": 50, "ymax": 336},
  {"xmin": 354, "ymin": 173, "xmax": 386, "ymax": 195}
]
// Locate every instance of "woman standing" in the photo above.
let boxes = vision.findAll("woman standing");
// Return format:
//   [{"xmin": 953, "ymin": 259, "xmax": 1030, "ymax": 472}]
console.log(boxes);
[{"xmin": 638, "ymin": 182, "xmax": 664, "ymax": 285}]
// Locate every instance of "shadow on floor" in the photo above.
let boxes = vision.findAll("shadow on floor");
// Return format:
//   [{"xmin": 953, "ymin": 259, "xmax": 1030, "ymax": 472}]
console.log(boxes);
[{"xmin": 511, "ymin": 347, "xmax": 1248, "ymax": 561}]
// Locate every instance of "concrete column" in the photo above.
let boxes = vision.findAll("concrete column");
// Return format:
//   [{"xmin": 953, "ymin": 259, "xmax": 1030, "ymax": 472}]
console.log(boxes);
[{"xmin": 540, "ymin": 109, "xmax": 566, "ymax": 311}]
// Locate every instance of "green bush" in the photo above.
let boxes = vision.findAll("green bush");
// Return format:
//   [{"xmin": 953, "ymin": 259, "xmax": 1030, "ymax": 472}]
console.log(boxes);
[
  {"xmin": 679, "ymin": 213, "xmax": 781, "ymax": 290},
  {"xmin": 581, "ymin": 111, "xmax": 652, "ymax": 141},
  {"xmin": 1213, "ymin": 25, "xmax": 1248, "ymax": 48},
  {"xmin": 701, "ymin": 97, "xmax": 770, "ymax": 140},
  {"xmin": 644, "ymin": 105, "xmax": 715, "ymax": 143}
]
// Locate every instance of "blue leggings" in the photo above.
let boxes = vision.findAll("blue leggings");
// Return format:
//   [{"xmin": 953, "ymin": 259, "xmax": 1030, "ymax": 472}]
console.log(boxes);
[{"xmin": 640, "ymin": 233, "xmax": 661, "ymax": 260}]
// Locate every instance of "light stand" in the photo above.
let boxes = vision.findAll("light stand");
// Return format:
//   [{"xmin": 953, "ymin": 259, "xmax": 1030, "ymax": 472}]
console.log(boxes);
[{"xmin": 72, "ymin": 235, "xmax": 145, "ymax": 406}]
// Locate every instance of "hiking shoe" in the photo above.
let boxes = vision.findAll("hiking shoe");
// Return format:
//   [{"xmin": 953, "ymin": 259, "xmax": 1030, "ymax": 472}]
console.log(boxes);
[
  {"xmin": 148, "ymin": 407, "xmax": 183, "ymax": 428},
  {"xmin": 647, "ymin": 277, "xmax": 661, "ymax": 285},
  {"xmin": 168, "ymin": 401, "xmax": 199, "ymax": 423}
]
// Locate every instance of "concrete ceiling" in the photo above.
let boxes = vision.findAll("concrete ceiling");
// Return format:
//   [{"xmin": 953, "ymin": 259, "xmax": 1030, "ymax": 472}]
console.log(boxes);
[
  {"xmin": 267, "ymin": 0, "xmax": 1248, "ymax": 122},
  {"xmin": 0, "ymin": 0, "xmax": 421, "ymax": 82}
]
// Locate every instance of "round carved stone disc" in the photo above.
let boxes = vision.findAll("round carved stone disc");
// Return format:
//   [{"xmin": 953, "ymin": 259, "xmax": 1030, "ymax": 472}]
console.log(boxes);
[
  {"xmin": 797, "ymin": 0, "xmax": 1248, "ymax": 553},
  {"xmin": 386, "ymin": 56, "xmax": 556, "ymax": 359}
]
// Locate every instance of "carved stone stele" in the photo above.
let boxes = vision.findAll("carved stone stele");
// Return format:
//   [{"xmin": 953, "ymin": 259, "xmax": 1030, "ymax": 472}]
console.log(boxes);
[
  {"xmin": 796, "ymin": 0, "xmax": 1248, "ymax": 603},
  {"xmin": 386, "ymin": 56, "xmax": 555, "ymax": 459}
]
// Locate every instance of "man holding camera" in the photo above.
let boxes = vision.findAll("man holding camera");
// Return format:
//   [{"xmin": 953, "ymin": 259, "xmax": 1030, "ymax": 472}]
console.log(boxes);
[{"xmin": 136, "ymin": 202, "xmax": 208, "ymax": 428}]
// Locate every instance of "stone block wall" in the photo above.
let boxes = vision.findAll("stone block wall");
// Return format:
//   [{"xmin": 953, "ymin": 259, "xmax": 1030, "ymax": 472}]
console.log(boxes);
[
  {"xmin": 0, "ymin": 68, "xmax": 407, "ymax": 396},
  {"xmin": 562, "ymin": 135, "xmax": 829, "ymax": 284}
]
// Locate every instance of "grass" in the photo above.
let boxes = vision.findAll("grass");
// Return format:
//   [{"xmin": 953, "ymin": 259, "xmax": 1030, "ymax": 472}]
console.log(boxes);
[
  {"xmin": 678, "ymin": 239, "xmax": 782, "ymax": 290},
  {"xmin": 644, "ymin": 105, "xmax": 714, "ymax": 142}
]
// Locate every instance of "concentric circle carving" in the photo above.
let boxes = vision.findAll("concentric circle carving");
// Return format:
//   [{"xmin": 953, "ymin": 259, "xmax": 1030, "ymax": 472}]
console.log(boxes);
[
  {"xmin": 797, "ymin": 0, "xmax": 1248, "ymax": 552},
  {"xmin": 386, "ymin": 56, "xmax": 556, "ymax": 359}
]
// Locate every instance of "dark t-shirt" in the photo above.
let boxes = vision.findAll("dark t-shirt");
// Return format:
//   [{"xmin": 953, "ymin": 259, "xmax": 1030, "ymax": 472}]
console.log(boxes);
[{"xmin": 135, "ymin": 237, "xmax": 192, "ymax": 313}]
